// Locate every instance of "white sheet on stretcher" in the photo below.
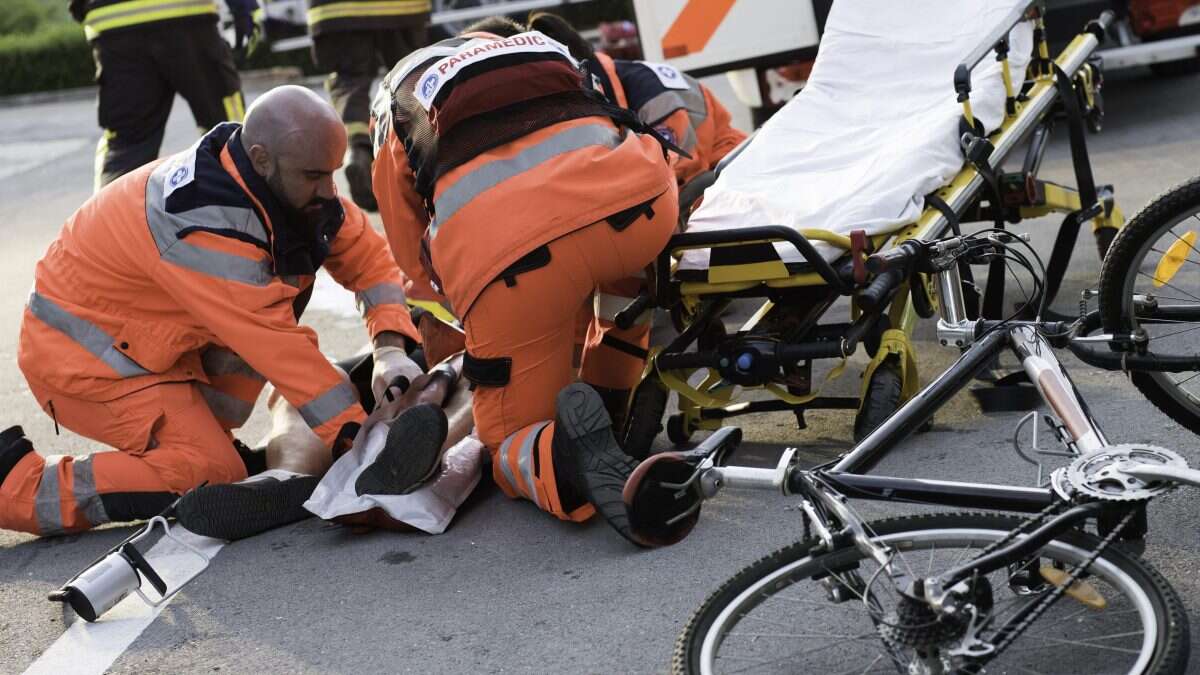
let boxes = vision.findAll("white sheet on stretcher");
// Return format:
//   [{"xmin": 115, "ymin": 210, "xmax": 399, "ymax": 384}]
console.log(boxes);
[{"xmin": 681, "ymin": 0, "xmax": 1033, "ymax": 270}]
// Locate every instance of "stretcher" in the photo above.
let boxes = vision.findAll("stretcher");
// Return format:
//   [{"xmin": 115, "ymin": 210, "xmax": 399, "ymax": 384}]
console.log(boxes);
[{"xmin": 620, "ymin": 0, "xmax": 1124, "ymax": 451}]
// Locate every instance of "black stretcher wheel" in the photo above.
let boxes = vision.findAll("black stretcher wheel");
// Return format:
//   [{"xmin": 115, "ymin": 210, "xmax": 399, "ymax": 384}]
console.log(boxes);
[
  {"xmin": 853, "ymin": 358, "xmax": 904, "ymax": 442},
  {"xmin": 666, "ymin": 414, "xmax": 695, "ymax": 445}
]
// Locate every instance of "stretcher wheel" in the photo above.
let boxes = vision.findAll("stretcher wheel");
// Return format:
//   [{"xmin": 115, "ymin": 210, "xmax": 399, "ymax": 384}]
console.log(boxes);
[
  {"xmin": 667, "ymin": 414, "xmax": 695, "ymax": 445},
  {"xmin": 622, "ymin": 379, "xmax": 669, "ymax": 460},
  {"xmin": 1095, "ymin": 226, "xmax": 1117, "ymax": 260},
  {"xmin": 853, "ymin": 359, "xmax": 903, "ymax": 442}
]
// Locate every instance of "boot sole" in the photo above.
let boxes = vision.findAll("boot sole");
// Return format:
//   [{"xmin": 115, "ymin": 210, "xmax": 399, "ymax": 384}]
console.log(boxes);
[
  {"xmin": 556, "ymin": 384, "xmax": 648, "ymax": 545},
  {"xmin": 174, "ymin": 475, "xmax": 320, "ymax": 541},
  {"xmin": 354, "ymin": 404, "xmax": 448, "ymax": 497}
]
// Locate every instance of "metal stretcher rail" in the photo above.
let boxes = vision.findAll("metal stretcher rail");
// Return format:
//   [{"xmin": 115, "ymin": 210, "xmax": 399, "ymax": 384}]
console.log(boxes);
[{"xmin": 898, "ymin": 10, "xmax": 1113, "ymax": 249}]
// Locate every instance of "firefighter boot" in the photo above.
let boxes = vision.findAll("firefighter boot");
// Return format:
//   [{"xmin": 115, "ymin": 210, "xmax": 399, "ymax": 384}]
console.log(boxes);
[
  {"xmin": 344, "ymin": 139, "xmax": 377, "ymax": 212},
  {"xmin": 552, "ymin": 384, "xmax": 701, "ymax": 547}
]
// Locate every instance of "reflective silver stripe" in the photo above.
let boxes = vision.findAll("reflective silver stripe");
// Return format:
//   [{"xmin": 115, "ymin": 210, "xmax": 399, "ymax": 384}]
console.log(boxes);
[
  {"xmin": 515, "ymin": 421, "xmax": 550, "ymax": 507},
  {"xmin": 298, "ymin": 381, "xmax": 360, "ymax": 429},
  {"xmin": 28, "ymin": 291, "xmax": 151, "ymax": 379},
  {"xmin": 199, "ymin": 383, "xmax": 255, "ymax": 427},
  {"xmin": 200, "ymin": 346, "xmax": 264, "ymax": 381},
  {"xmin": 594, "ymin": 292, "xmax": 649, "ymax": 327},
  {"xmin": 636, "ymin": 86, "xmax": 707, "ymax": 128},
  {"xmin": 431, "ymin": 124, "xmax": 623, "ymax": 237},
  {"xmin": 84, "ymin": 0, "xmax": 217, "ymax": 31},
  {"xmin": 72, "ymin": 456, "xmax": 109, "ymax": 527},
  {"xmin": 145, "ymin": 165, "xmax": 274, "ymax": 286},
  {"xmin": 496, "ymin": 430, "xmax": 521, "ymax": 496},
  {"xmin": 36, "ymin": 455, "xmax": 66, "ymax": 537},
  {"xmin": 638, "ymin": 85, "xmax": 707, "ymax": 152},
  {"xmin": 355, "ymin": 282, "xmax": 408, "ymax": 317}
]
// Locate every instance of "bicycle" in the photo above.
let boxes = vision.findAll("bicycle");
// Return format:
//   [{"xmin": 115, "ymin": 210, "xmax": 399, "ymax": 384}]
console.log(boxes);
[{"xmin": 649, "ymin": 231, "xmax": 1198, "ymax": 674}]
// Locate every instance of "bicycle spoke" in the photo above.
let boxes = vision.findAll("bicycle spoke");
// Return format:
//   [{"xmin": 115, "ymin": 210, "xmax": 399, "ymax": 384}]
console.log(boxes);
[
  {"xmin": 1145, "ymin": 322, "xmax": 1200, "ymax": 341},
  {"xmin": 718, "ymin": 632, "xmax": 887, "ymax": 675},
  {"xmin": 1137, "ymin": 272, "xmax": 1200, "ymax": 303},
  {"xmin": 1148, "ymin": 247, "xmax": 1200, "ymax": 268},
  {"xmin": 1166, "ymin": 225, "xmax": 1200, "ymax": 257}
]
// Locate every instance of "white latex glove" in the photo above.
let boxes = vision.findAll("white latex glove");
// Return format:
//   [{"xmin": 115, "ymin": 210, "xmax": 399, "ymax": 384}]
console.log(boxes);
[{"xmin": 371, "ymin": 345, "xmax": 424, "ymax": 407}]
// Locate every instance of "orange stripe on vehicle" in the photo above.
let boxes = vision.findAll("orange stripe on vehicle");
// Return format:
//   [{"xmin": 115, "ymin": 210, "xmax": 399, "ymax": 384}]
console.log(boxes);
[{"xmin": 661, "ymin": 0, "xmax": 737, "ymax": 58}]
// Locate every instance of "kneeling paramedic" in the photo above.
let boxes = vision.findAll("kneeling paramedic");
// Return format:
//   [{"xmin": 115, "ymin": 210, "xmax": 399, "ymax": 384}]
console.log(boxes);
[
  {"xmin": 370, "ymin": 28, "xmax": 702, "ymax": 547},
  {"xmin": 0, "ymin": 86, "xmax": 427, "ymax": 537},
  {"xmin": 463, "ymin": 14, "xmax": 748, "ymax": 426}
]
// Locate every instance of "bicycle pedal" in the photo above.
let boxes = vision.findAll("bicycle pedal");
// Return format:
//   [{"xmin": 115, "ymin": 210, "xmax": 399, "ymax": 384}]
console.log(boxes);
[{"xmin": 1039, "ymin": 566, "xmax": 1107, "ymax": 610}]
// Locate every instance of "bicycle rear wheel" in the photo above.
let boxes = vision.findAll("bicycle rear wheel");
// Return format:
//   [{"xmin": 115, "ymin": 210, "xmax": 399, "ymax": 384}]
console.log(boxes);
[
  {"xmin": 673, "ymin": 512, "xmax": 1187, "ymax": 675},
  {"xmin": 1100, "ymin": 177, "xmax": 1200, "ymax": 434}
]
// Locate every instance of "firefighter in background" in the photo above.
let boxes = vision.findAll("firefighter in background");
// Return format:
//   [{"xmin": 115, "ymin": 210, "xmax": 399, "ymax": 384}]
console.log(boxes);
[
  {"xmin": 371, "ymin": 28, "xmax": 703, "ymax": 547},
  {"xmin": 307, "ymin": 0, "xmax": 431, "ymax": 212},
  {"xmin": 0, "ymin": 87, "xmax": 428, "ymax": 537},
  {"xmin": 71, "ymin": 0, "xmax": 255, "ymax": 191}
]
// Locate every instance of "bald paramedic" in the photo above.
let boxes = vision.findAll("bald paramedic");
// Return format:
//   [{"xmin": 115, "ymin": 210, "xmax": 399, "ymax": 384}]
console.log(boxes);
[
  {"xmin": 371, "ymin": 29, "xmax": 702, "ymax": 547},
  {"xmin": 0, "ymin": 86, "xmax": 423, "ymax": 536}
]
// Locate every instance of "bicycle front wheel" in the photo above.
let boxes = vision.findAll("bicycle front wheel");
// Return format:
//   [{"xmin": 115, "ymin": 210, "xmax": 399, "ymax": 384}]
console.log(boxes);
[
  {"xmin": 1100, "ymin": 176, "xmax": 1200, "ymax": 434},
  {"xmin": 673, "ymin": 513, "xmax": 1187, "ymax": 675}
]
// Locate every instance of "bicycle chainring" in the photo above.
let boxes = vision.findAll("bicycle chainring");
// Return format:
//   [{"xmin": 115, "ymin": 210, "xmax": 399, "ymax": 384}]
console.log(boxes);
[{"xmin": 1062, "ymin": 444, "xmax": 1186, "ymax": 502}]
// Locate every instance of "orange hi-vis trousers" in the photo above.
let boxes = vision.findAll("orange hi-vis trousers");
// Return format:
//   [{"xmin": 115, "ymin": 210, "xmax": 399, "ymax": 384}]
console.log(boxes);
[
  {"xmin": 0, "ymin": 347, "xmax": 261, "ymax": 536},
  {"xmin": 463, "ymin": 188, "xmax": 677, "ymax": 522}
]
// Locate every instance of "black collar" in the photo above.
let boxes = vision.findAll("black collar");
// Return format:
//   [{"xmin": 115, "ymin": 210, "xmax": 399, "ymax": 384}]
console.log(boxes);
[{"xmin": 226, "ymin": 127, "xmax": 344, "ymax": 276}]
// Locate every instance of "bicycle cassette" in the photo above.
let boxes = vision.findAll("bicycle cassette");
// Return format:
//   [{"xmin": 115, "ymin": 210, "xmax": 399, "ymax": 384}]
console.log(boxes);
[{"xmin": 1061, "ymin": 444, "xmax": 1187, "ymax": 502}]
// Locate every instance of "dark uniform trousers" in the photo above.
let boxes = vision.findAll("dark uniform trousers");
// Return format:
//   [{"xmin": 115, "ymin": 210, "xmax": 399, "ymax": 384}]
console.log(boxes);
[
  {"xmin": 312, "ymin": 28, "xmax": 426, "ymax": 146},
  {"xmin": 93, "ymin": 20, "xmax": 244, "ymax": 190}
]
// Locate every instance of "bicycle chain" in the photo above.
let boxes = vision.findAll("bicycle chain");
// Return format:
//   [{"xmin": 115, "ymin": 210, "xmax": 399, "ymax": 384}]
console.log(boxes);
[{"xmin": 986, "ymin": 507, "xmax": 1136, "ymax": 660}]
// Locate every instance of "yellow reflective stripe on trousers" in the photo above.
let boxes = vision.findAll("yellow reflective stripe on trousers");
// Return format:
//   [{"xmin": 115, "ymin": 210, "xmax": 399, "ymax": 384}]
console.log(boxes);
[
  {"xmin": 84, "ymin": 0, "xmax": 218, "ymax": 39},
  {"xmin": 307, "ymin": 0, "xmax": 430, "ymax": 25},
  {"xmin": 430, "ymin": 123, "xmax": 622, "ymax": 238},
  {"xmin": 222, "ymin": 92, "xmax": 246, "ymax": 122},
  {"xmin": 36, "ymin": 455, "xmax": 67, "ymax": 536}
]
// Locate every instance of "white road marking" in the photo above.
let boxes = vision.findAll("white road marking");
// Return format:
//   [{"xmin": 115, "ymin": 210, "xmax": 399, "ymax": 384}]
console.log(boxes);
[
  {"xmin": 0, "ymin": 139, "xmax": 93, "ymax": 181},
  {"xmin": 22, "ymin": 528, "xmax": 226, "ymax": 675}
]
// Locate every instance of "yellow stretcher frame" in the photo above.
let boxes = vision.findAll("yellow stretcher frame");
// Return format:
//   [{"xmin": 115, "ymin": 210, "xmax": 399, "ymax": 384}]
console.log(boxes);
[{"xmin": 629, "ymin": 5, "xmax": 1126, "ymax": 447}]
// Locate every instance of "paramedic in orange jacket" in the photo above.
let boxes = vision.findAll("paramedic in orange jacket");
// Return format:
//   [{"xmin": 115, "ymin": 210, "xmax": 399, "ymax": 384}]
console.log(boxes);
[
  {"xmin": 0, "ymin": 86, "xmax": 424, "ymax": 537},
  {"xmin": 453, "ymin": 14, "xmax": 748, "ymax": 428},
  {"xmin": 371, "ymin": 30, "xmax": 701, "ymax": 547}
]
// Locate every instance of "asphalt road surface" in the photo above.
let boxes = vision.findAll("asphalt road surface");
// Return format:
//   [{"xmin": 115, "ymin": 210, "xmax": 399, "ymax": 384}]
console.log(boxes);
[{"xmin": 1, "ymin": 66, "xmax": 1198, "ymax": 674}]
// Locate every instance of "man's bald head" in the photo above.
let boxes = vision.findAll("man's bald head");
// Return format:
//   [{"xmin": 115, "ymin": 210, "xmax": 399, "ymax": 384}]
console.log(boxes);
[{"xmin": 241, "ymin": 85, "xmax": 348, "ymax": 215}]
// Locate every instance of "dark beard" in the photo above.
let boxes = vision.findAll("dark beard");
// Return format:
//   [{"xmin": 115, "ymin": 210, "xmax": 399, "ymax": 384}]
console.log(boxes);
[{"xmin": 266, "ymin": 170, "xmax": 344, "ymax": 275}]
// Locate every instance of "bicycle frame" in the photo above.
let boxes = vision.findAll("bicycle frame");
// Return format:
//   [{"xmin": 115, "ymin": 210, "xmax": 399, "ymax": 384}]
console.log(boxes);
[{"xmin": 703, "ymin": 261, "xmax": 1104, "ymax": 515}]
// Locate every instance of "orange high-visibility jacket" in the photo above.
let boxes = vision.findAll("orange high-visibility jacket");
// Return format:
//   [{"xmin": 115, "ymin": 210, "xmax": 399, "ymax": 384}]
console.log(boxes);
[
  {"xmin": 596, "ymin": 53, "xmax": 747, "ymax": 186},
  {"xmin": 371, "ymin": 33, "xmax": 675, "ymax": 316},
  {"xmin": 19, "ymin": 123, "xmax": 419, "ymax": 446}
]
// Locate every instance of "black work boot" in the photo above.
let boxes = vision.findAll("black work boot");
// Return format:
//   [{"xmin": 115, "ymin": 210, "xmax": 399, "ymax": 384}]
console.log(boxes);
[
  {"xmin": 355, "ymin": 403, "xmax": 448, "ymax": 496},
  {"xmin": 344, "ymin": 140, "xmax": 378, "ymax": 212},
  {"xmin": 173, "ymin": 471, "xmax": 320, "ymax": 541},
  {"xmin": 0, "ymin": 426, "xmax": 34, "ymax": 488},
  {"xmin": 553, "ymin": 384, "xmax": 702, "ymax": 547},
  {"xmin": 591, "ymin": 385, "xmax": 631, "ymax": 438}
]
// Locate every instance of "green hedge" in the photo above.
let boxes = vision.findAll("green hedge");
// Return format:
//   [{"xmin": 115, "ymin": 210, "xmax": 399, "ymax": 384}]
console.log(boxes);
[{"xmin": 0, "ymin": 23, "xmax": 93, "ymax": 96}]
